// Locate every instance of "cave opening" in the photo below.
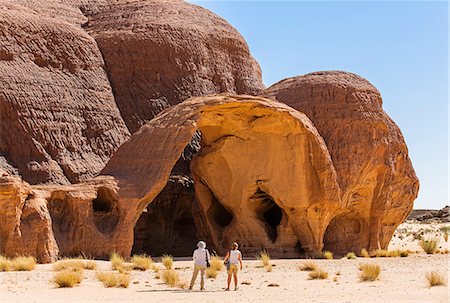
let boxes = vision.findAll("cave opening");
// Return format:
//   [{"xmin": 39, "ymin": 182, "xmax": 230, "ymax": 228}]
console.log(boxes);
[
  {"xmin": 250, "ymin": 189, "xmax": 282, "ymax": 243},
  {"xmin": 207, "ymin": 192, "xmax": 233, "ymax": 228},
  {"xmin": 92, "ymin": 187, "xmax": 119, "ymax": 233},
  {"xmin": 131, "ymin": 178, "xmax": 198, "ymax": 257}
]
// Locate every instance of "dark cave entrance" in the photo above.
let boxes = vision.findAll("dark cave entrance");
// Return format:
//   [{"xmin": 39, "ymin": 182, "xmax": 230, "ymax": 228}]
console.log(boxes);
[
  {"xmin": 132, "ymin": 132, "xmax": 202, "ymax": 257},
  {"xmin": 250, "ymin": 189, "xmax": 282, "ymax": 243},
  {"xmin": 207, "ymin": 193, "xmax": 233, "ymax": 228},
  {"xmin": 132, "ymin": 177, "xmax": 198, "ymax": 257}
]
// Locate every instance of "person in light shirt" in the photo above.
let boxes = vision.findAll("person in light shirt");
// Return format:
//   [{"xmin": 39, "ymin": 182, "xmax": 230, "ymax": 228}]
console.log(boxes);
[
  {"xmin": 189, "ymin": 240, "xmax": 211, "ymax": 290},
  {"xmin": 223, "ymin": 242, "xmax": 243, "ymax": 291}
]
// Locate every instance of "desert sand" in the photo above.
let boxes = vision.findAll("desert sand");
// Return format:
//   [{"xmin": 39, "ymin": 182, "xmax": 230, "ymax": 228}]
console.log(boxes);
[{"xmin": 1, "ymin": 222, "xmax": 448, "ymax": 303}]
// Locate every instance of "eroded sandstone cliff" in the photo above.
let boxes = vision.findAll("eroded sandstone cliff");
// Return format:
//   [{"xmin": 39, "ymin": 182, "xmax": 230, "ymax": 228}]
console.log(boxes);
[{"xmin": 263, "ymin": 71, "xmax": 419, "ymax": 253}]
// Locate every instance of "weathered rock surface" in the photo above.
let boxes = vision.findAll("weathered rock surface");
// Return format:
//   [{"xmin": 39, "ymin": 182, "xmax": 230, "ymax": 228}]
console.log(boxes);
[
  {"xmin": 263, "ymin": 71, "xmax": 419, "ymax": 254},
  {"xmin": 103, "ymin": 94, "xmax": 343, "ymax": 255},
  {"xmin": 0, "ymin": 1, "xmax": 130, "ymax": 185},
  {"xmin": 0, "ymin": 174, "xmax": 130, "ymax": 262},
  {"xmin": 84, "ymin": 0, "xmax": 264, "ymax": 133}
]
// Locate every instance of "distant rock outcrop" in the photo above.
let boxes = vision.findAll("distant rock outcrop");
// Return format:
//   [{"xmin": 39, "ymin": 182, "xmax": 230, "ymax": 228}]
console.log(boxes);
[
  {"xmin": 263, "ymin": 71, "xmax": 419, "ymax": 253},
  {"xmin": 407, "ymin": 206, "xmax": 450, "ymax": 223}
]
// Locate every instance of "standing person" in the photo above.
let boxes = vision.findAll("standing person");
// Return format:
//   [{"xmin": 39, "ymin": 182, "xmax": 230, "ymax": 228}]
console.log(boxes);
[
  {"xmin": 189, "ymin": 240, "xmax": 211, "ymax": 290},
  {"xmin": 223, "ymin": 242, "xmax": 243, "ymax": 291}
]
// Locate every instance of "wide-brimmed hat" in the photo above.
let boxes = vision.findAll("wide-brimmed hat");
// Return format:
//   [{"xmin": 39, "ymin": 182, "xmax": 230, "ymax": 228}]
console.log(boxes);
[{"xmin": 197, "ymin": 241, "xmax": 206, "ymax": 248}]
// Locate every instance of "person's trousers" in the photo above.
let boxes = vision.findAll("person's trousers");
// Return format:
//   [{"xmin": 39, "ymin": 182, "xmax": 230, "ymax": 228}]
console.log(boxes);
[{"xmin": 190, "ymin": 265, "xmax": 207, "ymax": 288}]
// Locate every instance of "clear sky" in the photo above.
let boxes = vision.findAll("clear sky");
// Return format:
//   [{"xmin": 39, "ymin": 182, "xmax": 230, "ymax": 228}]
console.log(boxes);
[{"xmin": 192, "ymin": 0, "xmax": 448, "ymax": 209}]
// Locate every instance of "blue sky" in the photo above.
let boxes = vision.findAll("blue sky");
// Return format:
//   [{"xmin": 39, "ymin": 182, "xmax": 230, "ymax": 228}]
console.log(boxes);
[{"xmin": 192, "ymin": 1, "xmax": 448, "ymax": 209}]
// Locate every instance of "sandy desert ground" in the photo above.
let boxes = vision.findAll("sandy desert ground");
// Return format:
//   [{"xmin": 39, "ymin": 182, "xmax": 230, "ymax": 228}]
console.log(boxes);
[{"xmin": 1, "ymin": 221, "xmax": 449, "ymax": 303}]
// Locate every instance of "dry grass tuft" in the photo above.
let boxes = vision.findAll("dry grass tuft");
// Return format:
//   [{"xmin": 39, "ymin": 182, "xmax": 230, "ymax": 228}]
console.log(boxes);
[
  {"xmin": 161, "ymin": 269, "xmax": 180, "ymax": 287},
  {"xmin": 300, "ymin": 261, "xmax": 318, "ymax": 271},
  {"xmin": 210, "ymin": 255, "xmax": 224, "ymax": 271},
  {"xmin": 322, "ymin": 251, "xmax": 333, "ymax": 259},
  {"xmin": 443, "ymin": 232, "xmax": 448, "ymax": 243},
  {"xmin": 256, "ymin": 250, "xmax": 270, "ymax": 267},
  {"xmin": 97, "ymin": 271, "xmax": 130, "ymax": 288},
  {"xmin": 53, "ymin": 258, "xmax": 96, "ymax": 271},
  {"xmin": 0, "ymin": 256, "xmax": 12, "ymax": 272},
  {"xmin": 151, "ymin": 263, "xmax": 160, "ymax": 273},
  {"xmin": 346, "ymin": 252, "xmax": 357, "ymax": 259},
  {"xmin": 110, "ymin": 252, "xmax": 125, "ymax": 270},
  {"xmin": 360, "ymin": 249, "xmax": 370, "ymax": 258},
  {"xmin": 161, "ymin": 254, "xmax": 173, "ymax": 270},
  {"xmin": 266, "ymin": 264, "xmax": 273, "ymax": 272},
  {"xmin": 426, "ymin": 271, "xmax": 447, "ymax": 287},
  {"xmin": 53, "ymin": 270, "xmax": 84, "ymax": 288},
  {"xmin": 359, "ymin": 263, "xmax": 381, "ymax": 281},
  {"xmin": 177, "ymin": 280, "xmax": 188, "ymax": 289},
  {"xmin": 420, "ymin": 238, "xmax": 439, "ymax": 254},
  {"xmin": 12, "ymin": 256, "xmax": 36, "ymax": 271},
  {"xmin": 131, "ymin": 254, "xmax": 152, "ymax": 271},
  {"xmin": 206, "ymin": 267, "xmax": 218, "ymax": 279},
  {"xmin": 309, "ymin": 268, "xmax": 328, "ymax": 280}
]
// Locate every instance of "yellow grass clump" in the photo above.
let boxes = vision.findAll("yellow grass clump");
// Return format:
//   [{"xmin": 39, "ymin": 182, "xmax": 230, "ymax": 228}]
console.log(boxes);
[
  {"xmin": 300, "ymin": 261, "xmax": 318, "ymax": 271},
  {"xmin": 161, "ymin": 254, "xmax": 173, "ymax": 270},
  {"xmin": 308, "ymin": 268, "xmax": 328, "ymax": 280},
  {"xmin": 426, "ymin": 271, "xmax": 447, "ymax": 288},
  {"xmin": 210, "ymin": 255, "xmax": 224, "ymax": 271},
  {"xmin": 131, "ymin": 254, "xmax": 152, "ymax": 271},
  {"xmin": 266, "ymin": 264, "xmax": 273, "ymax": 272},
  {"xmin": 346, "ymin": 252, "xmax": 357, "ymax": 259},
  {"xmin": 206, "ymin": 267, "xmax": 218, "ymax": 278},
  {"xmin": 161, "ymin": 269, "xmax": 180, "ymax": 287},
  {"xmin": 53, "ymin": 259, "xmax": 97, "ymax": 271},
  {"xmin": 110, "ymin": 252, "xmax": 125, "ymax": 270},
  {"xmin": 360, "ymin": 249, "xmax": 370, "ymax": 258},
  {"xmin": 322, "ymin": 251, "xmax": 333, "ymax": 260},
  {"xmin": 53, "ymin": 270, "xmax": 84, "ymax": 288},
  {"xmin": 420, "ymin": 238, "xmax": 439, "ymax": 254},
  {"xmin": 151, "ymin": 263, "xmax": 160, "ymax": 273},
  {"xmin": 0, "ymin": 255, "xmax": 12, "ymax": 272},
  {"xmin": 12, "ymin": 256, "xmax": 36, "ymax": 271},
  {"xmin": 359, "ymin": 263, "xmax": 381, "ymax": 281},
  {"xmin": 256, "ymin": 250, "xmax": 271, "ymax": 267},
  {"xmin": 97, "ymin": 271, "xmax": 130, "ymax": 288}
]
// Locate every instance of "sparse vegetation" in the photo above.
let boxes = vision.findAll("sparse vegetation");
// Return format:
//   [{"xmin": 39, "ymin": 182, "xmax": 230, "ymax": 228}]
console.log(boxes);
[
  {"xmin": 346, "ymin": 252, "xmax": 357, "ymax": 259},
  {"xmin": 266, "ymin": 264, "xmax": 273, "ymax": 272},
  {"xmin": 360, "ymin": 249, "xmax": 370, "ymax": 258},
  {"xmin": 0, "ymin": 255, "xmax": 12, "ymax": 272},
  {"xmin": 309, "ymin": 268, "xmax": 328, "ymax": 280},
  {"xmin": 161, "ymin": 254, "xmax": 173, "ymax": 270},
  {"xmin": 177, "ymin": 280, "xmax": 188, "ymax": 289},
  {"xmin": 206, "ymin": 267, "xmax": 218, "ymax": 278},
  {"xmin": 316, "ymin": 251, "xmax": 333, "ymax": 259},
  {"xmin": 110, "ymin": 252, "xmax": 125, "ymax": 270},
  {"xmin": 151, "ymin": 263, "xmax": 160, "ymax": 273},
  {"xmin": 12, "ymin": 256, "xmax": 36, "ymax": 271},
  {"xmin": 256, "ymin": 250, "xmax": 271, "ymax": 267},
  {"xmin": 131, "ymin": 254, "xmax": 152, "ymax": 271},
  {"xmin": 426, "ymin": 271, "xmax": 446, "ymax": 288},
  {"xmin": 300, "ymin": 261, "xmax": 318, "ymax": 271},
  {"xmin": 53, "ymin": 270, "xmax": 84, "ymax": 288},
  {"xmin": 53, "ymin": 258, "xmax": 96, "ymax": 271},
  {"xmin": 359, "ymin": 263, "xmax": 381, "ymax": 281},
  {"xmin": 420, "ymin": 237, "xmax": 439, "ymax": 254},
  {"xmin": 210, "ymin": 255, "xmax": 224, "ymax": 271},
  {"xmin": 443, "ymin": 231, "xmax": 448, "ymax": 243},
  {"xmin": 97, "ymin": 271, "xmax": 130, "ymax": 288},
  {"xmin": 161, "ymin": 269, "xmax": 180, "ymax": 287}
]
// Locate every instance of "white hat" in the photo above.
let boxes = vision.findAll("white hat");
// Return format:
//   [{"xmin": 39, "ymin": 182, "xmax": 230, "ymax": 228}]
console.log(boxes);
[{"xmin": 197, "ymin": 241, "xmax": 206, "ymax": 249}]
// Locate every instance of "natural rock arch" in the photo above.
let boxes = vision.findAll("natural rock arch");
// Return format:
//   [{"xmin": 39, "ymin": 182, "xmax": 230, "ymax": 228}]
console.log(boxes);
[{"xmin": 102, "ymin": 94, "xmax": 343, "ymax": 256}]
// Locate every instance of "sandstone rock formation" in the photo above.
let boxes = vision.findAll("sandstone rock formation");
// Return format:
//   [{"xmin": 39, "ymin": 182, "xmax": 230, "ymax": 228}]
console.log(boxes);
[
  {"xmin": 84, "ymin": 0, "xmax": 264, "ymax": 133},
  {"xmin": 103, "ymin": 94, "xmax": 343, "ymax": 255},
  {"xmin": 0, "ymin": 1, "xmax": 130, "ymax": 184},
  {"xmin": 0, "ymin": 0, "xmax": 264, "ymax": 186},
  {"xmin": 263, "ymin": 71, "xmax": 419, "ymax": 254}
]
